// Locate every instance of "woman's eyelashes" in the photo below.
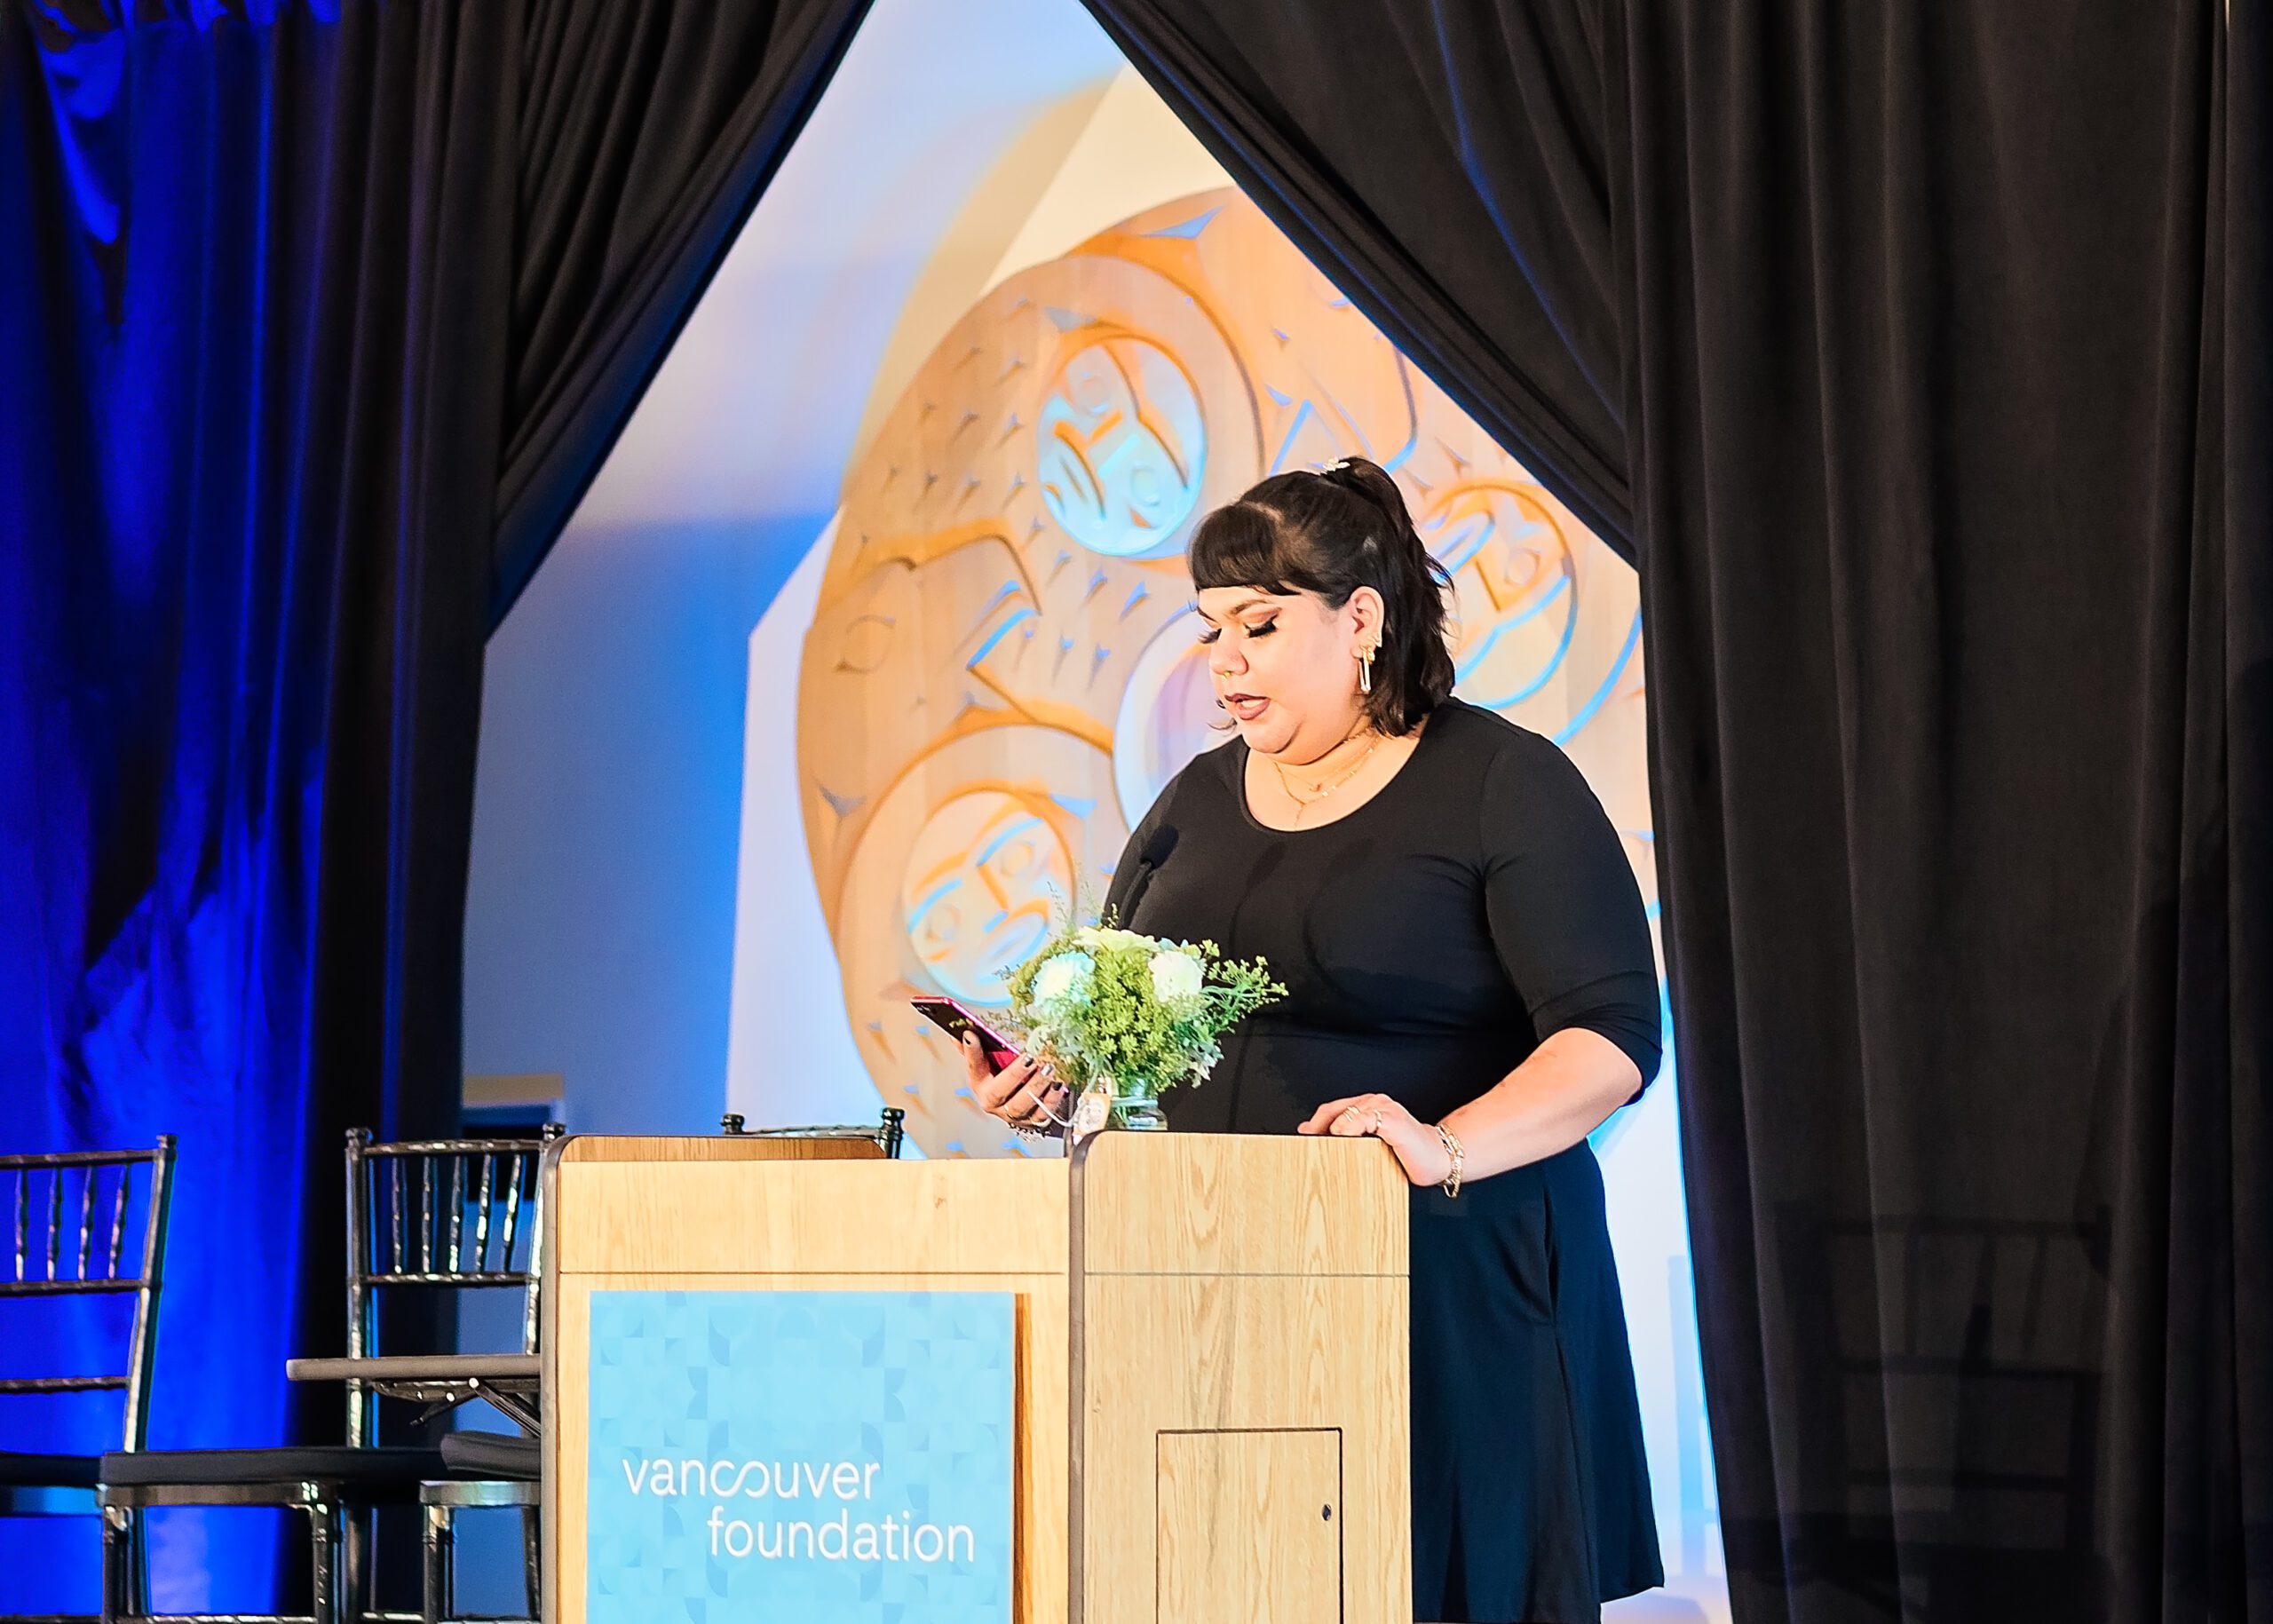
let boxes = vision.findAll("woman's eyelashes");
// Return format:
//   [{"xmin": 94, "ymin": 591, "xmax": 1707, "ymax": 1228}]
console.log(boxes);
[{"xmin": 1195, "ymin": 617, "xmax": 1277, "ymax": 647}]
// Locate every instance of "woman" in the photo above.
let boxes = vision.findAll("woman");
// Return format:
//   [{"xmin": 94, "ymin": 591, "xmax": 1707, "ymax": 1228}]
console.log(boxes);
[{"xmin": 967, "ymin": 458, "xmax": 1664, "ymax": 1623}]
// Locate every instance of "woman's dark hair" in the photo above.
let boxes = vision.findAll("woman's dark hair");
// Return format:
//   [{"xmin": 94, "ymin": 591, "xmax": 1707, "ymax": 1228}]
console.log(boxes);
[{"xmin": 1186, "ymin": 458, "xmax": 1455, "ymax": 735}]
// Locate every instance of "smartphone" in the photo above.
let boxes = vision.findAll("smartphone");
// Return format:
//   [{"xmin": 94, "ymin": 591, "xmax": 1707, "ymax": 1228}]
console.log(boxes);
[{"xmin": 910, "ymin": 996, "xmax": 1018, "ymax": 1074}]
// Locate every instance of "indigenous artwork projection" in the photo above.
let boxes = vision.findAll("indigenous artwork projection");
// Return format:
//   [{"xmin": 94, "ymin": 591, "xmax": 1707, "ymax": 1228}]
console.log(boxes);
[{"xmin": 797, "ymin": 190, "xmax": 1650, "ymax": 1161}]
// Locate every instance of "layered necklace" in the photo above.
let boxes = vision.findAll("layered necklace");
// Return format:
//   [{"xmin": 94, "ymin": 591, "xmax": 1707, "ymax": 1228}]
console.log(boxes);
[{"xmin": 1269, "ymin": 721, "xmax": 1381, "ymax": 824}]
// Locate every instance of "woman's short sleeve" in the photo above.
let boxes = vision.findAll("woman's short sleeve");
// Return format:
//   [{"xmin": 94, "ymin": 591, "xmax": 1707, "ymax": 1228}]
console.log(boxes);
[{"xmin": 1479, "ymin": 732, "xmax": 1663, "ymax": 1089}]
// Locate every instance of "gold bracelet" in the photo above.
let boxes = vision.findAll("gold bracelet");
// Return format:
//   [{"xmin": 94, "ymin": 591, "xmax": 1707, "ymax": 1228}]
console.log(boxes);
[{"xmin": 1433, "ymin": 1123, "xmax": 1465, "ymax": 1199}]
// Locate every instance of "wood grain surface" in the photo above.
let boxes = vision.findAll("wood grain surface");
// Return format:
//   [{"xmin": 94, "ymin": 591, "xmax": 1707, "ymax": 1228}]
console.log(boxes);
[
  {"xmin": 1073, "ymin": 1133, "xmax": 1411, "ymax": 1624},
  {"xmin": 543, "ymin": 1132, "xmax": 1408, "ymax": 1624},
  {"xmin": 1157, "ymin": 1429, "xmax": 1342, "ymax": 1624}
]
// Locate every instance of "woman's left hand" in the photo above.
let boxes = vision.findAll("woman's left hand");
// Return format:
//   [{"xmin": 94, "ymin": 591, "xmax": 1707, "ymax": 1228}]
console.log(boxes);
[{"xmin": 1298, "ymin": 1092, "xmax": 1453, "ymax": 1187}]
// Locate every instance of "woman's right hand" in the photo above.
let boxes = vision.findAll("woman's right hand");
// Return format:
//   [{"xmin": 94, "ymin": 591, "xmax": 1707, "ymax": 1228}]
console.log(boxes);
[{"xmin": 965, "ymin": 1034, "xmax": 1066, "ymax": 1127}]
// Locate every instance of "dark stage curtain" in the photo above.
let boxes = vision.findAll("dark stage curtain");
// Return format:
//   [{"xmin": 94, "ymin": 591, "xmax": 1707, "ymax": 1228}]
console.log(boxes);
[
  {"xmin": 1086, "ymin": 1, "xmax": 2269, "ymax": 1619},
  {"xmin": 1076, "ymin": 0, "xmax": 1635, "ymax": 558},
  {"xmin": 0, "ymin": 0, "xmax": 865, "ymax": 1608}
]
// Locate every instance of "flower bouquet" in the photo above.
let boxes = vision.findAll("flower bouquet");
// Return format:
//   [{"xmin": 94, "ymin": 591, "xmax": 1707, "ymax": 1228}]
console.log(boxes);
[{"xmin": 1004, "ymin": 918, "xmax": 1283, "ymax": 1133}]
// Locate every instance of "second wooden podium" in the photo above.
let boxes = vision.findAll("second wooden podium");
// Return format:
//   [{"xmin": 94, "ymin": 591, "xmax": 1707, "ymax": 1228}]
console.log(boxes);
[{"xmin": 543, "ymin": 1129, "xmax": 1411, "ymax": 1623}]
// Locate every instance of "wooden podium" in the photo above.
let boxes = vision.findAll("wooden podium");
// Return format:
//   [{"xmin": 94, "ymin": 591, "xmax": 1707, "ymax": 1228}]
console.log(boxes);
[{"xmin": 543, "ymin": 1129, "xmax": 1411, "ymax": 1623}]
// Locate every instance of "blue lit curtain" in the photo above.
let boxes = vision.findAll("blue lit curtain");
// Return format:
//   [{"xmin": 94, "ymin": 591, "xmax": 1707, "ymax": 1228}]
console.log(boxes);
[
  {"xmin": 0, "ymin": 0, "xmax": 868, "ymax": 1607},
  {"xmin": 0, "ymin": 3, "xmax": 505, "ymax": 1604}
]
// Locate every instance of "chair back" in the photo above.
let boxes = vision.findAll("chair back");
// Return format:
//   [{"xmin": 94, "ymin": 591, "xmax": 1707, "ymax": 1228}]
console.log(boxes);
[
  {"xmin": 344, "ymin": 1125, "xmax": 562, "ymax": 1446},
  {"xmin": 1773, "ymin": 1203, "xmax": 2110, "ymax": 1610},
  {"xmin": 0, "ymin": 1137, "xmax": 177, "ymax": 1452}
]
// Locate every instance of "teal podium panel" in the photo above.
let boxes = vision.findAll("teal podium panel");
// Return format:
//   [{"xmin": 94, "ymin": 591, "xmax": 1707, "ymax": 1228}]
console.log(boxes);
[{"xmin": 585, "ymin": 1289, "xmax": 1016, "ymax": 1622}]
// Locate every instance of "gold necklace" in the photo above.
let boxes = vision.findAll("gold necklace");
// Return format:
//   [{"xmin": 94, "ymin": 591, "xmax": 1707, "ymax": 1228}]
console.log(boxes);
[{"xmin": 1270, "ymin": 728, "xmax": 1381, "ymax": 820}]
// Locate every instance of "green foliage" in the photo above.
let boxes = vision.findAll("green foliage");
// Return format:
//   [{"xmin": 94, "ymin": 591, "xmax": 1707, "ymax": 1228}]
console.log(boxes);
[{"xmin": 1002, "ymin": 906, "xmax": 1284, "ymax": 1099}]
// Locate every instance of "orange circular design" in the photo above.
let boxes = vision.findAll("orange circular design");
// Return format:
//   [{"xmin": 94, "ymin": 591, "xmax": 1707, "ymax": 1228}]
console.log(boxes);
[
  {"xmin": 1036, "ymin": 337, "xmax": 1208, "ymax": 558},
  {"xmin": 900, "ymin": 788, "xmax": 1077, "ymax": 1008}
]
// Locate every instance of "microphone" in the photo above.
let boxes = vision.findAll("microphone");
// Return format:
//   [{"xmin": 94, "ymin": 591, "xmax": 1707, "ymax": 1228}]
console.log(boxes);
[{"xmin": 1118, "ymin": 824, "xmax": 1179, "ymax": 923}]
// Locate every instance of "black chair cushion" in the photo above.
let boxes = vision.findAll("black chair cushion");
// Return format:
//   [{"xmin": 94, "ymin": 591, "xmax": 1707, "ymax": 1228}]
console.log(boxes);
[
  {"xmin": 440, "ymin": 1430, "xmax": 539, "ymax": 1481},
  {"xmin": 99, "ymin": 1446, "xmax": 448, "ymax": 1488},
  {"xmin": 0, "ymin": 1450, "xmax": 99, "ymax": 1488}
]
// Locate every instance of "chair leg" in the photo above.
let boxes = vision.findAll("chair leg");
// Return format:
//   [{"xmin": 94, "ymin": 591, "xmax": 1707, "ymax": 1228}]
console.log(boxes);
[
  {"xmin": 522, "ymin": 1502, "xmax": 542, "ymax": 1619},
  {"xmin": 101, "ymin": 1503, "xmax": 132, "ymax": 1624},
  {"xmin": 343, "ymin": 1504, "xmax": 367, "ymax": 1620},
  {"xmin": 131, "ymin": 1508, "xmax": 150, "ymax": 1620},
  {"xmin": 308, "ymin": 1500, "xmax": 341, "ymax": 1624},
  {"xmin": 422, "ymin": 1503, "xmax": 453, "ymax": 1624}
]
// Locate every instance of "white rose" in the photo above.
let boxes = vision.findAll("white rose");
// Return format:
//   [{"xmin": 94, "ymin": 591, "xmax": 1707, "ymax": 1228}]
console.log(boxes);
[
  {"xmin": 1076, "ymin": 925, "xmax": 1151, "ymax": 952},
  {"xmin": 1149, "ymin": 949, "xmax": 1205, "ymax": 1004},
  {"xmin": 1031, "ymin": 951, "xmax": 1094, "ymax": 1008}
]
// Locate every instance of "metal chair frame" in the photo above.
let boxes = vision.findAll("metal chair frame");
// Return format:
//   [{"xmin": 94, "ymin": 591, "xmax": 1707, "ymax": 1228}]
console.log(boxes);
[
  {"xmin": 97, "ymin": 1129, "xmax": 558, "ymax": 1624},
  {"xmin": 345, "ymin": 1129, "xmax": 560, "ymax": 1446},
  {"xmin": 1772, "ymin": 1204, "xmax": 2111, "ymax": 1613},
  {"xmin": 352, "ymin": 1128, "xmax": 560, "ymax": 1624},
  {"xmin": 100, "ymin": 1471, "xmax": 369, "ymax": 1624},
  {"xmin": 0, "ymin": 1137, "xmax": 176, "ymax": 1623},
  {"xmin": 416, "ymin": 1478, "xmax": 537, "ymax": 1624}
]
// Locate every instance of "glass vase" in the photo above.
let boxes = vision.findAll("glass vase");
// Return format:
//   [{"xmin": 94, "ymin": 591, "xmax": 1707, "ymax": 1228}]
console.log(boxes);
[{"xmin": 1112, "ymin": 1086, "xmax": 1168, "ymax": 1132}]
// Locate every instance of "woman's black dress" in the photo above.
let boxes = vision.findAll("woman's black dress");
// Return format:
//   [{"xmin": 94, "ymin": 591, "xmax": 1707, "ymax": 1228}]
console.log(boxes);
[{"xmin": 1104, "ymin": 697, "xmax": 1664, "ymax": 1623}]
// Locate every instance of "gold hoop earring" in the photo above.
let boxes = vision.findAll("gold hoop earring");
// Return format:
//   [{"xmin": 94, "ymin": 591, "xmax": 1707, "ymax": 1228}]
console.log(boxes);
[{"xmin": 1358, "ymin": 645, "xmax": 1377, "ymax": 694}]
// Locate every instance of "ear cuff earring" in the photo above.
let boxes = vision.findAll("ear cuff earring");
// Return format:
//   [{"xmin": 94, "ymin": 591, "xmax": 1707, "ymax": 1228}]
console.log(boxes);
[{"xmin": 1358, "ymin": 624, "xmax": 1387, "ymax": 694}]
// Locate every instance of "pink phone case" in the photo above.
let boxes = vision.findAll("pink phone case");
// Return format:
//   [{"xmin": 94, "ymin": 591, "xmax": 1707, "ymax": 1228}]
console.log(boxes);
[{"xmin": 910, "ymin": 996, "xmax": 1018, "ymax": 1073}]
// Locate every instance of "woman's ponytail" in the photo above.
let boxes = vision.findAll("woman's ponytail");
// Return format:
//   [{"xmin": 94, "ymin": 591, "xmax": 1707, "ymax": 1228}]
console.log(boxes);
[{"xmin": 1316, "ymin": 460, "xmax": 1455, "ymax": 733}]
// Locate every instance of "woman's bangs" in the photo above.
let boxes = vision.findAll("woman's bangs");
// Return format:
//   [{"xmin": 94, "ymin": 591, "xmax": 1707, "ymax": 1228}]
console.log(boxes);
[{"xmin": 1188, "ymin": 503, "xmax": 1300, "ymax": 593}]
